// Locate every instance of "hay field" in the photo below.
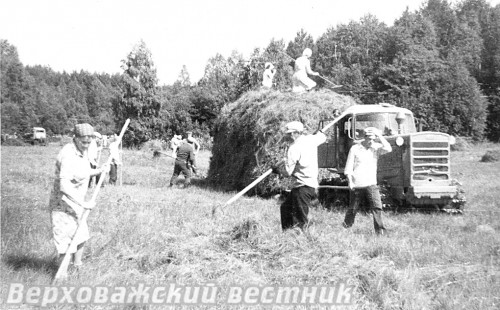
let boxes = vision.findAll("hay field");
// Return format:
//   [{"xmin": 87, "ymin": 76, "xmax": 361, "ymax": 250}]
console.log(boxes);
[{"xmin": 1, "ymin": 142, "xmax": 500, "ymax": 309}]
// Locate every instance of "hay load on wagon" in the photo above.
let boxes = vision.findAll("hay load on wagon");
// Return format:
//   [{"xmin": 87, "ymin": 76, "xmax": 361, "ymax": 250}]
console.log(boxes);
[{"xmin": 207, "ymin": 88, "xmax": 358, "ymax": 196}]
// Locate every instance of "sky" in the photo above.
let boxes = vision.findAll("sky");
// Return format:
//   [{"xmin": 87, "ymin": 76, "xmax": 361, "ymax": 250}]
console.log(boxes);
[{"xmin": 2, "ymin": 0, "xmax": 500, "ymax": 85}]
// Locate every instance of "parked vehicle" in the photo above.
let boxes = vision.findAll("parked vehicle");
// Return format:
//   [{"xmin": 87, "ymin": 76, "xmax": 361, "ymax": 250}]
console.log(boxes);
[{"xmin": 23, "ymin": 127, "xmax": 47, "ymax": 145}]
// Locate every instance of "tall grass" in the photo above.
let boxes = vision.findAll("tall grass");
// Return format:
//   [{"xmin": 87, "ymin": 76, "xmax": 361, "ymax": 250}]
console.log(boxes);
[{"xmin": 1, "ymin": 142, "xmax": 499, "ymax": 309}]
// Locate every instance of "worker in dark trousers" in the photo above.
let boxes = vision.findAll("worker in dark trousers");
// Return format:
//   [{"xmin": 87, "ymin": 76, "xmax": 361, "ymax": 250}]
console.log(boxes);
[
  {"xmin": 169, "ymin": 137, "xmax": 197, "ymax": 188},
  {"xmin": 272, "ymin": 121, "xmax": 326, "ymax": 231}
]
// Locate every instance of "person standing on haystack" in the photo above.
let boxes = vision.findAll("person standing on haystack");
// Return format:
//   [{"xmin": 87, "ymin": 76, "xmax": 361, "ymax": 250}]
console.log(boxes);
[
  {"xmin": 49, "ymin": 123, "xmax": 108, "ymax": 268},
  {"xmin": 170, "ymin": 137, "xmax": 197, "ymax": 188},
  {"xmin": 262, "ymin": 62, "xmax": 276, "ymax": 89},
  {"xmin": 292, "ymin": 48, "xmax": 319, "ymax": 93},
  {"xmin": 272, "ymin": 121, "xmax": 326, "ymax": 231},
  {"xmin": 108, "ymin": 134, "xmax": 122, "ymax": 185},
  {"xmin": 342, "ymin": 127, "xmax": 392, "ymax": 235}
]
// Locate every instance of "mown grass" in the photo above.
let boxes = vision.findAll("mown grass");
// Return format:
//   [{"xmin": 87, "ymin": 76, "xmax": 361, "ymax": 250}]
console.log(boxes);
[{"xmin": 1, "ymin": 142, "xmax": 500, "ymax": 309}]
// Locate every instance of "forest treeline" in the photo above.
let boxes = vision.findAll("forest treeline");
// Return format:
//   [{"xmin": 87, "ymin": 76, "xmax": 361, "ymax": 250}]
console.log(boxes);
[{"xmin": 1, "ymin": 0, "xmax": 500, "ymax": 146}]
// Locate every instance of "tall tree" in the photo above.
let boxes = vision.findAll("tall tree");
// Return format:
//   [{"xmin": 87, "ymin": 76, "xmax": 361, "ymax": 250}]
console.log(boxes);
[
  {"xmin": 113, "ymin": 40, "xmax": 163, "ymax": 146},
  {"xmin": 286, "ymin": 29, "xmax": 315, "ymax": 59}
]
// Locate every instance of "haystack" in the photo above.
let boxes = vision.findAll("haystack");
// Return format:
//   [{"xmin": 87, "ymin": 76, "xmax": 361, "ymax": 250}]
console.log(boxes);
[{"xmin": 208, "ymin": 88, "xmax": 358, "ymax": 196}]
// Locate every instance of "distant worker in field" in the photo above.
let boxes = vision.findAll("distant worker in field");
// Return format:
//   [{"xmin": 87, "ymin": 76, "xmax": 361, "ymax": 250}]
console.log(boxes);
[
  {"xmin": 272, "ymin": 121, "xmax": 326, "ymax": 231},
  {"xmin": 49, "ymin": 123, "xmax": 108, "ymax": 270},
  {"xmin": 108, "ymin": 134, "xmax": 122, "ymax": 185},
  {"xmin": 262, "ymin": 62, "xmax": 276, "ymax": 89},
  {"xmin": 170, "ymin": 137, "xmax": 197, "ymax": 188},
  {"xmin": 342, "ymin": 127, "xmax": 392, "ymax": 235},
  {"xmin": 170, "ymin": 134, "xmax": 182, "ymax": 158},
  {"xmin": 292, "ymin": 48, "xmax": 319, "ymax": 93},
  {"xmin": 183, "ymin": 131, "xmax": 201, "ymax": 154},
  {"xmin": 88, "ymin": 131, "xmax": 103, "ymax": 188}
]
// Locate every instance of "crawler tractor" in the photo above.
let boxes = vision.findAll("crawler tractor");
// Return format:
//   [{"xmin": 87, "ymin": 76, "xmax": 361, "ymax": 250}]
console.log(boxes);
[{"xmin": 318, "ymin": 103, "xmax": 464, "ymax": 211}]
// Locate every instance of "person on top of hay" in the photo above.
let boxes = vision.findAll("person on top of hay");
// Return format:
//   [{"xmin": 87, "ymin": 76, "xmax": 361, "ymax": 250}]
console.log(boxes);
[
  {"xmin": 262, "ymin": 62, "xmax": 276, "ymax": 89},
  {"xmin": 342, "ymin": 127, "xmax": 392, "ymax": 235},
  {"xmin": 88, "ymin": 131, "xmax": 103, "ymax": 188},
  {"xmin": 272, "ymin": 121, "xmax": 326, "ymax": 231},
  {"xmin": 49, "ymin": 123, "xmax": 108, "ymax": 268},
  {"xmin": 170, "ymin": 134, "xmax": 182, "ymax": 158},
  {"xmin": 170, "ymin": 137, "xmax": 197, "ymax": 188},
  {"xmin": 292, "ymin": 48, "xmax": 319, "ymax": 93},
  {"xmin": 108, "ymin": 134, "xmax": 122, "ymax": 185}
]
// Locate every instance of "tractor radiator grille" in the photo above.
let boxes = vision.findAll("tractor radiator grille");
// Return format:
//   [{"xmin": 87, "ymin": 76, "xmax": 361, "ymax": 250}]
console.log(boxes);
[{"xmin": 411, "ymin": 140, "xmax": 450, "ymax": 181}]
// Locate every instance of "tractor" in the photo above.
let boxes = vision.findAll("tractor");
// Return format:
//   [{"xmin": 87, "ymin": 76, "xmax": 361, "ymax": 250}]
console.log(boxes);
[{"xmin": 318, "ymin": 103, "xmax": 464, "ymax": 212}]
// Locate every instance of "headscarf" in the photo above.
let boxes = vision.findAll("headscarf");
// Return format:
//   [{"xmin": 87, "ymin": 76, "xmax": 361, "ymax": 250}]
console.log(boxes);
[{"xmin": 74, "ymin": 123, "xmax": 94, "ymax": 137}]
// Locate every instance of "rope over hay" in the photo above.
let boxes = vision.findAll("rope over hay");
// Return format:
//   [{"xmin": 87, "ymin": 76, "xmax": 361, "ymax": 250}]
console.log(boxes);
[{"xmin": 208, "ymin": 88, "xmax": 358, "ymax": 196}]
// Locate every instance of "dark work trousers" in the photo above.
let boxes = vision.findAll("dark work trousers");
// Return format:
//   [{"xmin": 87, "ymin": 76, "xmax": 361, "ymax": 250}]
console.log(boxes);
[
  {"xmin": 89, "ymin": 163, "xmax": 100, "ymax": 187},
  {"xmin": 170, "ymin": 160, "xmax": 192, "ymax": 186},
  {"xmin": 280, "ymin": 186, "xmax": 317, "ymax": 230},
  {"xmin": 343, "ymin": 185, "xmax": 385, "ymax": 233},
  {"xmin": 109, "ymin": 163, "xmax": 118, "ymax": 185}
]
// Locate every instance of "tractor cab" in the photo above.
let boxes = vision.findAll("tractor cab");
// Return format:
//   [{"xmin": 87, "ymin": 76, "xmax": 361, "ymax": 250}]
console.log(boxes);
[{"xmin": 318, "ymin": 103, "xmax": 416, "ymax": 170}]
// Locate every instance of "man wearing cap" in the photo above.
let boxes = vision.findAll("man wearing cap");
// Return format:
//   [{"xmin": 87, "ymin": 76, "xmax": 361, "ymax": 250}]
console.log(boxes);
[
  {"xmin": 273, "ymin": 121, "xmax": 326, "ymax": 231},
  {"xmin": 170, "ymin": 137, "xmax": 197, "ymax": 188},
  {"xmin": 342, "ymin": 127, "xmax": 392, "ymax": 235},
  {"xmin": 49, "ymin": 123, "xmax": 108, "ymax": 271}
]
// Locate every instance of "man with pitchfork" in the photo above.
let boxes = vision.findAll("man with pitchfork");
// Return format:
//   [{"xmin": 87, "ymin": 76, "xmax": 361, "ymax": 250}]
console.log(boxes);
[
  {"xmin": 292, "ymin": 48, "xmax": 319, "ymax": 93},
  {"xmin": 272, "ymin": 121, "xmax": 326, "ymax": 231}
]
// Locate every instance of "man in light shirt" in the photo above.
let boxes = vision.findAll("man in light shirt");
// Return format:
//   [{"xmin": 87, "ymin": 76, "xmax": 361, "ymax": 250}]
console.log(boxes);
[
  {"xmin": 273, "ymin": 121, "xmax": 326, "ymax": 231},
  {"xmin": 342, "ymin": 127, "xmax": 392, "ymax": 235}
]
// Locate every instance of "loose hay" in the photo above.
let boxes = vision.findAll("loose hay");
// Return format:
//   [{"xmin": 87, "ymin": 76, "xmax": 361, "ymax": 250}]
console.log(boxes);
[
  {"xmin": 229, "ymin": 219, "xmax": 261, "ymax": 240},
  {"xmin": 208, "ymin": 88, "xmax": 358, "ymax": 196},
  {"xmin": 480, "ymin": 150, "xmax": 500, "ymax": 162}
]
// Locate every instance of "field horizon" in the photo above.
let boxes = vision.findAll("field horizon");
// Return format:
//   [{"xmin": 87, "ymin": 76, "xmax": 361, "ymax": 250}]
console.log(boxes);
[{"xmin": 1, "ymin": 142, "xmax": 499, "ymax": 309}]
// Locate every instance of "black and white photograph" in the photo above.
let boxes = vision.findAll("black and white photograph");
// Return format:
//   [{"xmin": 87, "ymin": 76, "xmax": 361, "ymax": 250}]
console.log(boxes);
[{"xmin": 1, "ymin": 0, "xmax": 500, "ymax": 308}]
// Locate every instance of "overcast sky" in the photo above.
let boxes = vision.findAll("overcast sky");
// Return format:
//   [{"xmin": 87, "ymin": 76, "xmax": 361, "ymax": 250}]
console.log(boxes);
[{"xmin": 2, "ymin": 0, "xmax": 499, "ymax": 85}]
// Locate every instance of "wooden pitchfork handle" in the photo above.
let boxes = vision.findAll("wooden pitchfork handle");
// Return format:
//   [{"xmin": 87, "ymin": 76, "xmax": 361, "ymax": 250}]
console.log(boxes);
[
  {"xmin": 53, "ymin": 119, "xmax": 130, "ymax": 282},
  {"xmin": 212, "ymin": 169, "xmax": 273, "ymax": 216}
]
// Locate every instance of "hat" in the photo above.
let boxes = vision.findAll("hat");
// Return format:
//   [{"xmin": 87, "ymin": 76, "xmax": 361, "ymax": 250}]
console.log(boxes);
[
  {"xmin": 187, "ymin": 137, "xmax": 194, "ymax": 143},
  {"xmin": 285, "ymin": 121, "xmax": 304, "ymax": 133},
  {"xmin": 93, "ymin": 132, "xmax": 102, "ymax": 139},
  {"xmin": 74, "ymin": 123, "xmax": 94, "ymax": 137},
  {"xmin": 302, "ymin": 48, "xmax": 312, "ymax": 57}
]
